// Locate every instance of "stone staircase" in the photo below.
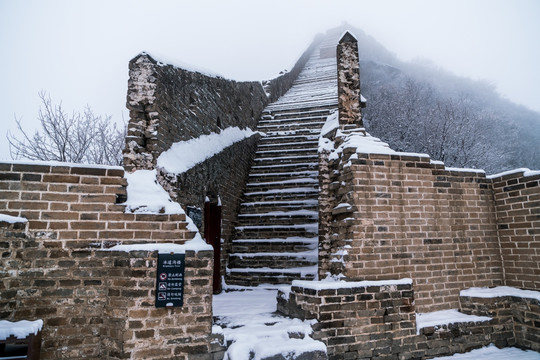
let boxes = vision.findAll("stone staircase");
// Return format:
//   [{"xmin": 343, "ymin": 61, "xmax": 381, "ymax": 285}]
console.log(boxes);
[{"xmin": 226, "ymin": 37, "xmax": 339, "ymax": 286}]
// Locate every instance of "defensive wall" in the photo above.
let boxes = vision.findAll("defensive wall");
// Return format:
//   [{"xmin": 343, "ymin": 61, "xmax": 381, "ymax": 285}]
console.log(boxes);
[
  {"xmin": 1, "ymin": 27, "xmax": 539, "ymax": 359},
  {"xmin": 123, "ymin": 43, "xmax": 323, "ymax": 274},
  {"xmin": 0, "ymin": 161, "xmax": 216, "ymax": 359}
]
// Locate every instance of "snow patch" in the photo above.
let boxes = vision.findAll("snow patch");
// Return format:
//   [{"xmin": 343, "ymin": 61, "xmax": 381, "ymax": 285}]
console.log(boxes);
[
  {"xmin": 122, "ymin": 169, "xmax": 184, "ymax": 214},
  {"xmin": 487, "ymin": 167, "xmax": 540, "ymax": 179},
  {"xmin": 416, "ymin": 309, "xmax": 491, "ymax": 335},
  {"xmin": 158, "ymin": 127, "xmax": 259, "ymax": 174},
  {"xmin": 460, "ymin": 286, "xmax": 540, "ymax": 301},
  {"xmin": 0, "ymin": 319, "xmax": 43, "ymax": 340},
  {"xmin": 106, "ymin": 237, "xmax": 212, "ymax": 254},
  {"xmin": 292, "ymin": 278, "xmax": 413, "ymax": 291},
  {"xmin": 0, "ymin": 214, "xmax": 28, "ymax": 224},
  {"xmin": 432, "ymin": 344, "xmax": 540, "ymax": 360}
]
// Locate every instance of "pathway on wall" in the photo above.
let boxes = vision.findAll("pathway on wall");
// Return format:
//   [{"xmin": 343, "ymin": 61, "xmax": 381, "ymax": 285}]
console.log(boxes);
[{"xmin": 226, "ymin": 35, "xmax": 339, "ymax": 286}]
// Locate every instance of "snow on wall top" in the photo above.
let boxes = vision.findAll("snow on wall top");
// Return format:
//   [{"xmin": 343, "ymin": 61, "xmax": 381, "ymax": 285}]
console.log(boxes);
[
  {"xmin": 0, "ymin": 159, "xmax": 123, "ymax": 170},
  {"xmin": 415, "ymin": 309, "xmax": 491, "ymax": 335},
  {"xmin": 487, "ymin": 167, "xmax": 540, "ymax": 179},
  {"xmin": 105, "ymin": 236, "xmax": 212, "ymax": 254},
  {"xmin": 122, "ymin": 169, "xmax": 184, "ymax": 214},
  {"xmin": 157, "ymin": 126, "xmax": 260, "ymax": 174},
  {"xmin": 292, "ymin": 278, "xmax": 412, "ymax": 290},
  {"xmin": 138, "ymin": 51, "xmax": 225, "ymax": 79},
  {"xmin": 460, "ymin": 286, "xmax": 540, "ymax": 302},
  {"xmin": 0, "ymin": 319, "xmax": 43, "ymax": 340},
  {"xmin": 0, "ymin": 214, "xmax": 28, "ymax": 224}
]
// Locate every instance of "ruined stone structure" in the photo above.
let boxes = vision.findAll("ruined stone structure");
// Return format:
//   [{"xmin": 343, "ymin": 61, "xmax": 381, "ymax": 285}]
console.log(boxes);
[{"xmin": 1, "ymin": 26, "xmax": 539, "ymax": 359}]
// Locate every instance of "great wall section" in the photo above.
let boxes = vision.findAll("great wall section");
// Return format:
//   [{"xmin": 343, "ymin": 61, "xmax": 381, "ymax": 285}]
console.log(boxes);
[{"xmin": 1, "ymin": 26, "xmax": 539, "ymax": 359}]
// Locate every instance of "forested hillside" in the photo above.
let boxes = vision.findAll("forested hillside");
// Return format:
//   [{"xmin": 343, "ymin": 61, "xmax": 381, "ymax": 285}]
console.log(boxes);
[{"xmin": 350, "ymin": 27, "xmax": 539, "ymax": 173}]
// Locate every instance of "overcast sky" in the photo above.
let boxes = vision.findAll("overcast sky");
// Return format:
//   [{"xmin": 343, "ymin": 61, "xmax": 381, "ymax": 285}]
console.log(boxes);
[{"xmin": 1, "ymin": 0, "xmax": 539, "ymax": 160}]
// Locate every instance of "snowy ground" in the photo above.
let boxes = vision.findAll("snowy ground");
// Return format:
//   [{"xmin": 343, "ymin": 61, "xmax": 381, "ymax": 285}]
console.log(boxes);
[
  {"xmin": 212, "ymin": 284, "xmax": 325, "ymax": 360},
  {"xmin": 213, "ymin": 283, "xmax": 540, "ymax": 360},
  {"xmin": 432, "ymin": 344, "xmax": 540, "ymax": 360}
]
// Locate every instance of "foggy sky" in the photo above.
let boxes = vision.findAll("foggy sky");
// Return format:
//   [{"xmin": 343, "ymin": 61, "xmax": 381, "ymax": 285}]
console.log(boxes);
[{"xmin": 1, "ymin": 0, "xmax": 539, "ymax": 160}]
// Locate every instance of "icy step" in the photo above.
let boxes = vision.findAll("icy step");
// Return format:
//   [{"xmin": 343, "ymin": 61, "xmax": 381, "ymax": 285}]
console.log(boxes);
[
  {"xmin": 257, "ymin": 121, "xmax": 326, "ymax": 130},
  {"xmin": 416, "ymin": 309, "xmax": 492, "ymax": 335},
  {"xmin": 230, "ymin": 250, "xmax": 317, "ymax": 259},
  {"xmin": 229, "ymin": 251, "xmax": 318, "ymax": 269},
  {"xmin": 239, "ymin": 200, "xmax": 318, "ymax": 214},
  {"xmin": 258, "ymin": 140, "xmax": 318, "ymax": 150},
  {"xmin": 246, "ymin": 178, "xmax": 318, "ymax": 190},
  {"xmin": 227, "ymin": 265, "xmax": 318, "ymax": 276},
  {"xmin": 250, "ymin": 163, "xmax": 318, "ymax": 173},
  {"xmin": 254, "ymin": 149, "xmax": 318, "ymax": 159},
  {"xmin": 236, "ymin": 214, "xmax": 318, "ymax": 227},
  {"xmin": 235, "ymin": 224, "xmax": 318, "ymax": 240},
  {"xmin": 243, "ymin": 187, "xmax": 318, "ymax": 196},
  {"xmin": 248, "ymin": 170, "xmax": 318, "ymax": 179},
  {"xmin": 231, "ymin": 241, "xmax": 318, "ymax": 256},
  {"xmin": 253, "ymin": 155, "xmax": 318, "ymax": 165},
  {"xmin": 238, "ymin": 210, "xmax": 318, "ymax": 218}
]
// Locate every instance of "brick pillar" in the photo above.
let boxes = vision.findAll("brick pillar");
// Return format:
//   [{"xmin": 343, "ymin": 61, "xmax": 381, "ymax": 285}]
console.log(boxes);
[{"xmin": 337, "ymin": 31, "xmax": 365, "ymax": 127}]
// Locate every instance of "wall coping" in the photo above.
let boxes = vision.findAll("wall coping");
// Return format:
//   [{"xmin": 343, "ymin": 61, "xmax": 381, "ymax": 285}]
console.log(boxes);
[
  {"xmin": 292, "ymin": 278, "xmax": 412, "ymax": 290},
  {"xmin": 460, "ymin": 286, "xmax": 540, "ymax": 302},
  {"xmin": 0, "ymin": 159, "xmax": 123, "ymax": 171},
  {"xmin": 104, "ymin": 238, "xmax": 212, "ymax": 254}
]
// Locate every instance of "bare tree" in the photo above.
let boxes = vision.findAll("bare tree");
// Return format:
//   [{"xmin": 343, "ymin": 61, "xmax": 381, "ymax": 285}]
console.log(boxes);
[{"xmin": 7, "ymin": 92, "xmax": 126, "ymax": 166}]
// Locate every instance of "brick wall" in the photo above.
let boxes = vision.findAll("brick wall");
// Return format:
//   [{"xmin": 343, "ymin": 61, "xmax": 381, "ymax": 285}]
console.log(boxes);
[
  {"xmin": 0, "ymin": 161, "xmax": 191, "ymax": 246},
  {"xmin": 460, "ymin": 292, "xmax": 539, "ymax": 351},
  {"xmin": 278, "ymin": 280, "xmax": 508, "ymax": 360},
  {"xmin": 0, "ymin": 161, "xmax": 216, "ymax": 359},
  {"xmin": 491, "ymin": 170, "xmax": 540, "ymax": 290},
  {"xmin": 319, "ymin": 146, "xmax": 505, "ymax": 312}
]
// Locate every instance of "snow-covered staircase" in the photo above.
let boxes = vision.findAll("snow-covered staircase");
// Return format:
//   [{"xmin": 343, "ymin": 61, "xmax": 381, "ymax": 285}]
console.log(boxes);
[{"xmin": 226, "ymin": 37, "xmax": 339, "ymax": 286}]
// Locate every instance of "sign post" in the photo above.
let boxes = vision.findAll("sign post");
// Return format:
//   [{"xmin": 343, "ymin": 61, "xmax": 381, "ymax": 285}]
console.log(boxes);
[{"xmin": 155, "ymin": 253, "xmax": 185, "ymax": 308}]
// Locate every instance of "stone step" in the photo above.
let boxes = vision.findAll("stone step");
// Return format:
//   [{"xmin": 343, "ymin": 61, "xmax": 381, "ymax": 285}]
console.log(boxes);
[
  {"xmin": 242, "ymin": 188, "xmax": 318, "ymax": 203},
  {"xmin": 245, "ymin": 178, "xmax": 318, "ymax": 191},
  {"xmin": 250, "ymin": 162, "xmax": 318, "ymax": 173},
  {"xmin": 258, "ymin": 115, "xmax": 328, "ymax": 125},
  {"xmin": 254, "ymin": 148, "xmax": 317, "ymax": 158},
  {"xmin": 253, "ymin": 154, "xmax": 318, "ymax": 166},
  {"xmin": 226, "ymin": 266, "xmax": 317, "ymax": 286},
  {"xmin": 231, "ymin": 236, "xmax": 318, "ymax": 253},
  {"xmin": 262, "ymin": 128, "xmax": 322, "ymax": 137},
  {"xmin": 240, "ymin": 200, "xmax": 318, "ymax": 214},
  {"xmin": 248, "ymin": 170, "xmax": 318, "ymax": 181},
  {"xmin": 257, "ymin": 121, "xmax": 326, "ymax": 132},
  {"xmin": 228, "ymin": 251, "xmax": 317, "ymax": 269},
  {"xmin": 235, "ymin": 223, "xmax": 318, "ymax": 239},
  {"xmin": 237, "ymin": 211, "xmax": 318, "ymax": 226},
  {"xmin": 257, "ymin": 140, "xmax": 318, "ymax": 151}
]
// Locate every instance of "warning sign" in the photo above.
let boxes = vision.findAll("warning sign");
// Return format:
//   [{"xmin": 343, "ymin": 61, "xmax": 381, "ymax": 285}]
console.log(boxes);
[{"xmin": 155, "ymin": 253, "xmax": 185, "ymax": 308}]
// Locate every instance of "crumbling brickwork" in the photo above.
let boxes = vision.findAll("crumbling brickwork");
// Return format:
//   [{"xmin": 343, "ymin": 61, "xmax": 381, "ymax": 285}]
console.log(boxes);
[{"xmin": 337, "ymin": 32, "xmax": 363, "ymax": 127}]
